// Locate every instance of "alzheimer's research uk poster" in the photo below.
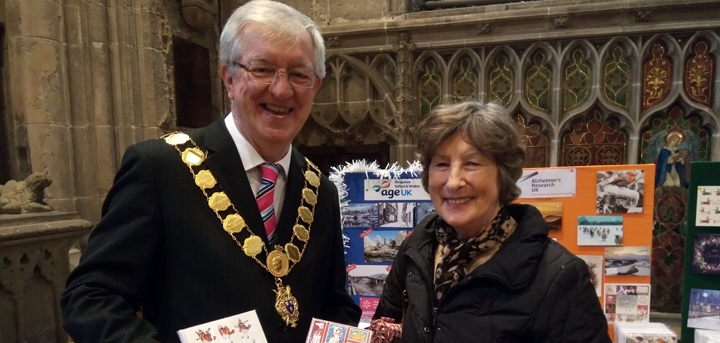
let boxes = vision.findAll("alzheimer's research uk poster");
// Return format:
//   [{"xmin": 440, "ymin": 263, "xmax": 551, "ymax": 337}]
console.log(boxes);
[{"xmin": 517, "ymin": 168, "xmax": 577, "ymax": 199}]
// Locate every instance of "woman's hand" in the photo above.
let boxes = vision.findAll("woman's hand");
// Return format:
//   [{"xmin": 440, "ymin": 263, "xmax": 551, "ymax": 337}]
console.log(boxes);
[{"xmin": 368, "ymin": 317, "xmax": 402, "ymax": 343}]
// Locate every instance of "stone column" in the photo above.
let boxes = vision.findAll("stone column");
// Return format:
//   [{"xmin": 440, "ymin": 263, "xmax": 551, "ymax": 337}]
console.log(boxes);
[
  {"xmin": 4, "ymin": 0, "xmax": 74, "ymax": 212},
  {"xmin": 2, "ymin": 0, "xmax": 175, "ymax": 222},
  {"xmin": 393, "ymin": 32, "xmax": 416, "ymax": 166}
]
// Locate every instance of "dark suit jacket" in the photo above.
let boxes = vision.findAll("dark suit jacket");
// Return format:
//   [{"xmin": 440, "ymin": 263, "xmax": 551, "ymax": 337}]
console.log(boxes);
[{"xmin": 61, "ymin": 119, "xmax": 360, "ymax": 343}]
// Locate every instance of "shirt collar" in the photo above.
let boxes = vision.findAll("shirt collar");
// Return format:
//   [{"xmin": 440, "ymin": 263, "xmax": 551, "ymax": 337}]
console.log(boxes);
[{"xmin": 224, "ymin": 113, "xmax": 291, "ymax": 177}]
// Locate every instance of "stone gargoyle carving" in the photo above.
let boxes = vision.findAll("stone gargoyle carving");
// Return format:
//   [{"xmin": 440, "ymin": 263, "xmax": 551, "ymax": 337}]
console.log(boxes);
[{"xmin": 0, "ymin": 172, "xmax": 53, "ymax": 214}]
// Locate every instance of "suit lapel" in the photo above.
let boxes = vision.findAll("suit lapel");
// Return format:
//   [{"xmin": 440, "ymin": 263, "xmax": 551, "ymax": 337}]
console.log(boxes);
[
  {"xmin": 202, "ymin": 119, "xmax": 268, "ymax": 242},
  {"xmin": 271, "ymin": 149, "xmax": 306, "ymax": 246}
]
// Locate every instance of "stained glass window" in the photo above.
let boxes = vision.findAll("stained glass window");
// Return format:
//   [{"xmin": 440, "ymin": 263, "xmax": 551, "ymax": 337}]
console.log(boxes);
[
  {"xmin": 603, "ymin": 44, "xmax": 630, "ymax": 109},
  {"xmin": 684, "ymin": 39, "xmax": 715, "ymax": 107},
  {"xmin": 560, "ymin": 109, "xmax": 627, "ymax": 166},
  {"xmin": 563, "ymin": 48, "xmax": 591, "ymax": 114},
  {"xmin": 452, "ymin": 57, "xmax": 477, "ymax": 102},
  {"xmin": 640, "ymin": 105, "xmax": 711, "ymax": 166},
  {"xmin": 419, "ymin": 59, "xmax": 442, "ymax": 117},
  {"xmin": 515, "ymin": 114, "xmax": 550, "ymax": 167},
  {"xmin": 524, "ymin": 51, "xmax": 551, "ymax": 112},
  {"xmin": 488, "ymin": 53, "xmax": 514, "ymax": 106},
  {"xmin": 642, "ymin": 42, "xmax": 672, "ymax": 110}
]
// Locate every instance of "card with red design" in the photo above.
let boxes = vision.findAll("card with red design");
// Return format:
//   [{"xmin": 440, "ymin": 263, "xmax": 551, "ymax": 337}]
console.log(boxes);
[
  {"xmin": 305, "ymin": 318, "xmax": 372, "ymax": 343},
  {"xmin": 177, "ymin": 309, "xmax": 266, "ymax": 343},
  {"xmin": 603, "ymin": 283, "xmax": 651, "ymax": 324}
]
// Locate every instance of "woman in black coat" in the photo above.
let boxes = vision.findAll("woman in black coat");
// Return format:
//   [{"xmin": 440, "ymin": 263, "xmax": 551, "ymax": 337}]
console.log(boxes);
[{"xmin": 371, "ymin": 101, "xmax": 611, "ymax": 343}]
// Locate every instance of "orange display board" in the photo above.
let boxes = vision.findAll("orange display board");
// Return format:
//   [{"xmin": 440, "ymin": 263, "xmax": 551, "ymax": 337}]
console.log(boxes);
[{"xmin": 516, "ymin": 164, "xmax": 655, "ymax": 342}]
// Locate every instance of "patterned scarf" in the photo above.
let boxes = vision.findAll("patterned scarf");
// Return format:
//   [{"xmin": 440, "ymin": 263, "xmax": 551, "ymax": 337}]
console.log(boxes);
[{"xmin": 433, "ymin": 206, "xmax": 514, "ymax": 300}]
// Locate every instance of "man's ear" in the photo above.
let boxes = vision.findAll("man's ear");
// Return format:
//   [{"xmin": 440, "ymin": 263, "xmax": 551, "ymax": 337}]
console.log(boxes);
[
  {"xmin": 221, "ymin": 64, "xmax": 234, "ymax": 98},
  {"xmin": 310, "ymin": 76, "xmax": 323, "ymax": 97}
]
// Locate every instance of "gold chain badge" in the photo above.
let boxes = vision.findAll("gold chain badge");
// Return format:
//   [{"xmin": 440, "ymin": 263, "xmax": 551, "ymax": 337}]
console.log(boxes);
[{"xmin": 161, "ymin": 132, "xmax": 321, "ymax": 328}]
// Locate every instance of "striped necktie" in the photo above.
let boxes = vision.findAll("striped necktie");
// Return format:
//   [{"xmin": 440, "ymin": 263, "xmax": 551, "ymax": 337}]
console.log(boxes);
[{"xmin": 257, "ymin": 163, "xmax": 282, "ymax": 238}]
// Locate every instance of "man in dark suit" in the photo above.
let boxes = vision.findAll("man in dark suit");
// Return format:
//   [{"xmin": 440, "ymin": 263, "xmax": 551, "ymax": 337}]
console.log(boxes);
[{"xmin": 60, "ymin": 1, "xmax": 361, "ymax": 342}]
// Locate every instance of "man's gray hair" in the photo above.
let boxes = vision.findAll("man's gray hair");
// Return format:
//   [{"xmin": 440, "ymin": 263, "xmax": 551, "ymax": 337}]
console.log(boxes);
[
  {"xmin": 219, "ymin": 0, "xmax": 326, "ymax": 78},
  {"xmin": 416, "ymin": 101, "xmax": 526, "ymax": 205}
]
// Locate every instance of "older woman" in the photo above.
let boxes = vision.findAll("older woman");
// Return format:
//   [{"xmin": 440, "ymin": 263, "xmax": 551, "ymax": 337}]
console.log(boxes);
[{"xmin": 371, "ymin": 101, "xmax": 610, "ymax": 342}]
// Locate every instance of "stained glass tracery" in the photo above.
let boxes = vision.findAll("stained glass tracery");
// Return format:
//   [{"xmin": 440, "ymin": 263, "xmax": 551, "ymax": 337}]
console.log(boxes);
[
  {"xmin": 452, "ymin": 57, "xmax": 477, "ymax": 103},
  {"xmin": 642, "ymin": 42, "xmax": 672, "ymax": 110},
  {"xmin": 561, "ymin": 109, "xmax": 628, "ymax": 166},
  {"xmin": 684, "ymin": 39, "xmax": 715, "ymax": 107},
  {"xmin": 419, "ymin": 59, "xmax": 442, "ymax": 117},
  {"xmin": 488, "ymin": 53, "xmax": 514, "ymax": 106},
  {"xmin": 524, "ymin": 51, "xmax": 551, "ymax": 112},
  {"xmin": 563, "ymin": 48, "xmax": 591, "ymax": 113},
  {"xmin": 603, "ymin": 44, "xmax": 630, "ymax": 108},
  {"xmin": 515, "ymin": 114, "xmax": 550, "ymax": 168}
]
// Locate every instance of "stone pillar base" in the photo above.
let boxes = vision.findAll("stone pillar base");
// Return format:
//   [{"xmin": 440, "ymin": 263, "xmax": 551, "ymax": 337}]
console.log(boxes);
[{"xmin": 0, "ymin": 212, "xmax": 92, "ymax": 343}]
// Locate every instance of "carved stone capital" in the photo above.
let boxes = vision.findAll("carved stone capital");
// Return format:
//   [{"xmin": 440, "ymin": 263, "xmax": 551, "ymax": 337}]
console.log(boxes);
[
  {"xmin": 394, "ymin": 31, "xmax": 415, "ymax": 53},
  {"xmin": 326, "ymin": 36, "xmax": 341, "ymax": 48},
  {"xmin": 476, "ymin": 23, "xmax": 492, "ymax": 35},
  {"xmin": 554, "ymin": 16, "xmax": 569, "ymax": 29}
]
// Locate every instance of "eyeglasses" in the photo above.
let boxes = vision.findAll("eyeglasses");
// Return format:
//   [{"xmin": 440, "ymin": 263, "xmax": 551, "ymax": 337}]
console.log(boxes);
[{"xmin": 234, "ymin": 62, "xmax": 317, "ymax": 89}]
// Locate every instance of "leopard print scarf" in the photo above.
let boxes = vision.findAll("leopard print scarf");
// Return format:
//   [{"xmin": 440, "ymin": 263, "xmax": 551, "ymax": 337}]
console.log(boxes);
[{"xmin": 433, "ymin": 206, "xmax": 513, "ymax": 300}]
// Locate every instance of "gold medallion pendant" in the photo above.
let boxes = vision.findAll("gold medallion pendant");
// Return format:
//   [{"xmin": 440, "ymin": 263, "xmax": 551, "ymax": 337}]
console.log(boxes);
[
  {"xmin": 267, "ymin": 248, "xmax": 290, "ymax": 277},
  {"xmin": 274, "ymin": 280, "xmax": 299, "ymax": 328}
]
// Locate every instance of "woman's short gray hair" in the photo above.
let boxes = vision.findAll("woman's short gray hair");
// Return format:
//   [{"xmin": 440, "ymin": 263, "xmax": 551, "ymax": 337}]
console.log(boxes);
[
  {"xmin": 219, "ymin": 0, "xmax": 326, "ymax": 78},
  {"xmin": 416, "ymin": 101, "xmax": 526, "ymax": 205}
]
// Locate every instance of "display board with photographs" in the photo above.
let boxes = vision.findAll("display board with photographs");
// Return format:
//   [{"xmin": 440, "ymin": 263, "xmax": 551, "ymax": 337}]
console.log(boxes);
[
  {"xmin": 335, "ymin": 170, "xmax": 435, "ymax": 327},
  {"xmin": 333, "ymin": 163, "xmax": 655, "ymax": 340}
]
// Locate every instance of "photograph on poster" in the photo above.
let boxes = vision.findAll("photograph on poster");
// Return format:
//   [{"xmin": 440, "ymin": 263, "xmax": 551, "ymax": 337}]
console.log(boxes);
[
  {"xmin": 696, "ymin": 186, "xmax": 720, "ymax": 226},
  {"xmin": 604, "ymin": 283, "xmax": 650, "ymax": 324},
  {"xmin": 578, "ymin": 215, "xmax": 623, "ymax": 246},
  {"xmin": 688, "ymin": 288, "xmax": 720, "ymax": 331},
  {"xmin": 596, "ymin": 170, "xmax": 645, "ymax": 214},
  {"xmin": 604, "ymin": 246, "xmax": 651, "ymax": 276},
  {"xmin": 692, "ymin": 234, "xmax": 720, "ymax": 274},
  {"xmin": 343, "ymin": 203, "xmax": 380, "ymax": 228},
  {"xmin": 364, "ymin": 230, "xmax": 408, "ymax": 262},
  {"xmin": 348, "ymin": 265, "xmax": 389, "ymax": 297},
  {"xmin": 379, "ymin": 203, "xmax": 415, "ymax": 228},
  {"xmin": 414, "ymin": 202, "xmax": 436, "ymax": 226},
  {"xmin": 577, "ymin": 255, "xmax": 602, "ymax": 296},
  {"xmin": 522, "ymin": 202, "xmax": 563, "ymax": 230}
]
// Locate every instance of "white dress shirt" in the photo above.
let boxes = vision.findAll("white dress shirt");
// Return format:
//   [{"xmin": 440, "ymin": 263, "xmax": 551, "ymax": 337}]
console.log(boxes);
[{"xmin": 224, "ymin": 114, "xmax": 292, "ymax": 222}]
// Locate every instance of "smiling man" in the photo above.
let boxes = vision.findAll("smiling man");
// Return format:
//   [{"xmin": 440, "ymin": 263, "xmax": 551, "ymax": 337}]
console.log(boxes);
[{"xmin": 61, "ymin": 1, "xmax": 360, "ymax": 343}]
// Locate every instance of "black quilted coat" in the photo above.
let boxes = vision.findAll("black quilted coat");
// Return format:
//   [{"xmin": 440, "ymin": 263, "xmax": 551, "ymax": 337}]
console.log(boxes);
[{"xmin": 374, "ymin": 204, "xmax": 611, "ymax": 343}]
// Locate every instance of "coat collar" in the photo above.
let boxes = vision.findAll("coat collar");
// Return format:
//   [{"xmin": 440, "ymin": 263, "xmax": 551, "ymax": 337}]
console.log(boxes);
[
  {"xmin": 413, "ymin": 203, "xmax": 549, "ymax": 290},
  {"xmin": 198, "ymin": 119, "xmax": 306, "ymax": 246}
]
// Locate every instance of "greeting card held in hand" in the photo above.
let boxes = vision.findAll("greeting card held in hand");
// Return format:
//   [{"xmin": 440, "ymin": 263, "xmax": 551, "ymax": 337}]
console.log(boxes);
[
  {"xmin": 305, "ymin": 318, "xmax": 373, "ymax": 343},
  {"xmin": 177, "ymin": 309, "xmax": 267, "ymax": 343}
]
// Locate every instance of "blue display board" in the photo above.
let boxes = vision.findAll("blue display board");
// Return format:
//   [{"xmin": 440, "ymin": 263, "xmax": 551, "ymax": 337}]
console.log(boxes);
[{"xmin": 339, "ymin": 172, "xmax": 434, "ymax": 323}]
